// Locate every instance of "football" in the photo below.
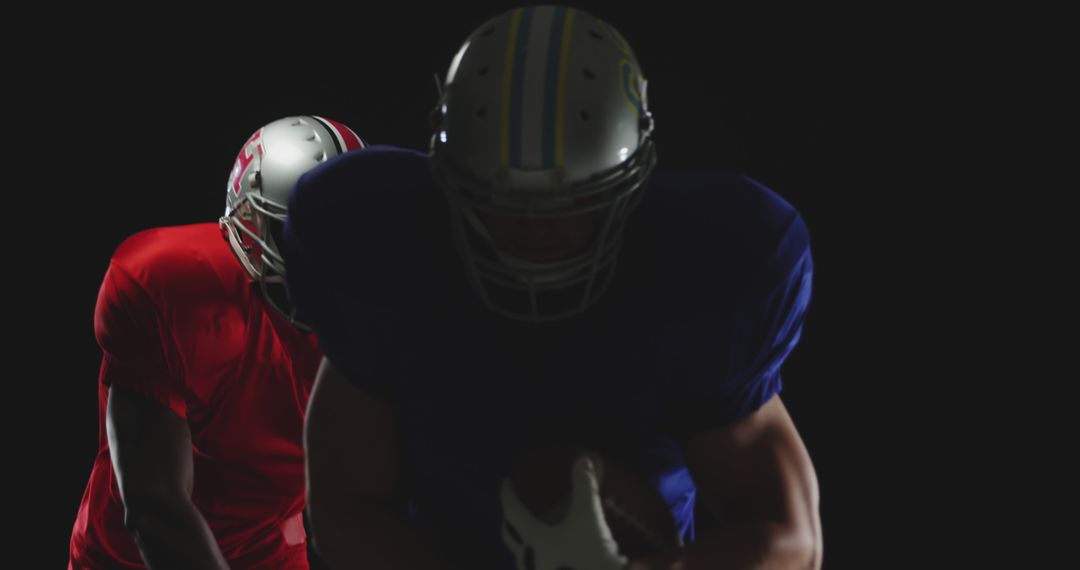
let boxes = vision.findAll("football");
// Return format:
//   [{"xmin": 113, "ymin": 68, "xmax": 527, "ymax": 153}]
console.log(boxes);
[{"xmin": 509, "ymin": 445, "xmax": 681, "ymax": 560}]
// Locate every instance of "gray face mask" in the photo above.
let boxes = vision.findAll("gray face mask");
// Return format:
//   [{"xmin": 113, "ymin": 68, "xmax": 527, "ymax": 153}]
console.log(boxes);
[{"xmin": 432, "ymin": 140, "xmax": 656, "ymax": 323}]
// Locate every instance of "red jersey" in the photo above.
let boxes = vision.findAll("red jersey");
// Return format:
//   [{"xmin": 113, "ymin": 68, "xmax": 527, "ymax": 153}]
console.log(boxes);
[{"xmin": 69, "ymin": 223, "xmax": 321, "ymax": 569}]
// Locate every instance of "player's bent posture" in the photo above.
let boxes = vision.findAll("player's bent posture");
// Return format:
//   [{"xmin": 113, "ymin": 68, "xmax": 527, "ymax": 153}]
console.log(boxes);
[
  {"xmin": 292, "ymin": 7, "xmax": 822, "ymax": 569},
  {"xmin": 68, "ymin": 117, "xmax": 365, "ymax": 569}
]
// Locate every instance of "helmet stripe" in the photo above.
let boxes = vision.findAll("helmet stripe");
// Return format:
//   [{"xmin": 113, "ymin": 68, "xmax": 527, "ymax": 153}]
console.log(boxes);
[
  {"xmin": 544, "ymin": 7, "xmax": 574, "ymax": 169},
  {"xmin": 520, "ymin": 6, "xmax": 556, "ymax": 169},
  {"xmin": 309, "ymin": 115, "xmax": 343, "ymax": 154},
  {"xmin": 327, "ymin": 117, "xmax": 365, "ymax": 150},
  {"xmin": 499, "ymin": 7, "xmax": 577, "ymax": 171},
  {"xmin": 311, "ymin": 115, "xmax": 366, "ymax": 154},
  {"xmin": 500, "ymin": 8, "xmax": 526, "ymax": 169},
  {"xmin": 508, "ymin": 6, "xmax": 534, "ymax": 169}
]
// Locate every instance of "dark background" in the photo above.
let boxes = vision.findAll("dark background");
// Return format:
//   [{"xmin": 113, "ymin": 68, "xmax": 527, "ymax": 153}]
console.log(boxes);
[{"xmin": 17, "ymin": 1, "xmax": 992, "ymax": 567}]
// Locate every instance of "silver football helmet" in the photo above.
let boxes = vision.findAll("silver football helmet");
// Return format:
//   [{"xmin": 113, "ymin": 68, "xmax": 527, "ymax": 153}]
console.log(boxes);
[
  {"xmin": 430, "ymin": 5, "xmax": 657, "ymax": 323},
  {"xmin": 220, "ymin": 115, "xmax": 365, "ymax": 329}
]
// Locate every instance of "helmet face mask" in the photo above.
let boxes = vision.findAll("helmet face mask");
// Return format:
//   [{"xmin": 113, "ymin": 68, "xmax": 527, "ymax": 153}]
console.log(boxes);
[
  {"xmin": 429, "ymin": 5, "xmax": 657, "ymax": 323},
  {"xmin": 221, "ymin": 191, "xmax": 288, "ymax": 283},
  {"xmin": 220, "ymin": 115, "xmax": 364, "ymax": 330}
]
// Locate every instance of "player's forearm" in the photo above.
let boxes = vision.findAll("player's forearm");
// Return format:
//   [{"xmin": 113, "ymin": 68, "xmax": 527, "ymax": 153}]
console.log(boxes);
[
  {"xmin": 309, "ymin": 502, "xmax": 450, "ymax": 570},
  {"xmin": 124, "ymin": 495, "xmax": 229, "ymax": 570},
  {"xmin": 629, "ymin": 520, "xmax": 820, "ymax": 570}
]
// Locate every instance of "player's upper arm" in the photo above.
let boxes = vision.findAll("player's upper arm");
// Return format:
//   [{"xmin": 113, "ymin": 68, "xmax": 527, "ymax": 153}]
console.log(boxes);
[
  {"xmin": 305, "ymin": 357, "xmax": 401, "ymax": 522},
  {"xmin": 684, "ymin": 394, "xmax": 822, "ymax": 567},
  {"xmin": 107, "ymin": 385, "xmax": 194, "ymax": 522}
]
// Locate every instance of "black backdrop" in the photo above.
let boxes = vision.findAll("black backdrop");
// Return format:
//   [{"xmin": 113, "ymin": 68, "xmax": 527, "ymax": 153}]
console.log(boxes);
[{"xmin": 19, "ymin": 2, "xmax": 967, "ymax": 567}]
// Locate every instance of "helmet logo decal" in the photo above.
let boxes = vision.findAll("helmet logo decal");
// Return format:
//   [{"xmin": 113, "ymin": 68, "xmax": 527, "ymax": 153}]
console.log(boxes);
[
  {"xmin": 228, "ymin": 129, "xmax": 265, "ymax": 195},
  {"xmin": 620, "ymin": 60, "xmax": 643, "ymax": 114}
]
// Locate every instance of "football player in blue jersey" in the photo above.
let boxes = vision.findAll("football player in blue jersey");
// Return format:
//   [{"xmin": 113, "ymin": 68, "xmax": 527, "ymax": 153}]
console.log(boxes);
[{"xmin": 287, "ymin": 5, "xmax": 822, "ymax": 569}]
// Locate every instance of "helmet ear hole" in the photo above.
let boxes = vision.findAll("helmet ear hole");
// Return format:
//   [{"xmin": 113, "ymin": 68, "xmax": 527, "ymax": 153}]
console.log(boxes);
[
  {"xmin": 639, "ymin": 113, "xmax": 655, "ymax": 135},
  {"xmin": 249, "ymin": 171, "xmax": 261, "ymax": 189}
]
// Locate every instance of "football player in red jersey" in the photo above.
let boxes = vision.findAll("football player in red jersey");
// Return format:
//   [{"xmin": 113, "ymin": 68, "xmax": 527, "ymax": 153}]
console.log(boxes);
[{"xmin": 68, "ymin": 116, "xmax": 365, "ymax": 569}]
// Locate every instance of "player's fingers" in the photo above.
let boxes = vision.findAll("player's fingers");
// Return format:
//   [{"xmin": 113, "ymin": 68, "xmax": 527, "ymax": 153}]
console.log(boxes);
[{"xmin": 569, "ymin": 455, "xmax": 606, "ymax": 521}]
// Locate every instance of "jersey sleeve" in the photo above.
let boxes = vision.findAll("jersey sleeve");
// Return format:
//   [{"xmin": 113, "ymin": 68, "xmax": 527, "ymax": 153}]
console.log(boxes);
[
  {"xmin": 666, "ymin": 213, "xmax": 814, "ymax": 439},
  {"xmin": 94, "ymin": 260, "xmax": 188, "ymax": 418}
]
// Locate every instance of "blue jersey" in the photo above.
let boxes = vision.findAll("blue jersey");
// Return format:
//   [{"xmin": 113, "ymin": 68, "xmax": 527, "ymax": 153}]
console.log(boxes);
[{"xmin": 284, "ymin": 146, "xmax": 813, "ymax": 568}]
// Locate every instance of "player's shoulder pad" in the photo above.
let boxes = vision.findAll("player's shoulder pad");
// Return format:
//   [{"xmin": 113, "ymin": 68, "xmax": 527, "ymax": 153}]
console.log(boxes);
[{"xmin": 108, "ymin": 223, "xmax": 244, "ymax": 308}]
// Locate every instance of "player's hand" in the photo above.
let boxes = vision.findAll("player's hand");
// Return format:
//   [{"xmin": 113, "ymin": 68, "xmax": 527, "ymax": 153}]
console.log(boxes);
[{"xmin": 500, "ymin": 455, "xmax": 628, "ymax": 570}]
